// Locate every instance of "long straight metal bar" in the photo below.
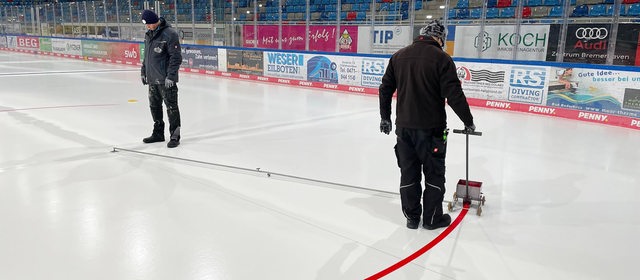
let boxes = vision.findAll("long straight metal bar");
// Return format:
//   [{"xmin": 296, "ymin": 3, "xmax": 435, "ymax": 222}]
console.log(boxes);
[
  {"xmin": 191, "ymin": 0, "xmax": 195, "ymax": 44},
  {"xmin": 278, "ymin": 0, "xmax": 282, "ymax": 49},
  {"xmin": 305, "ymin": 0, "xmax": 310, "ymax": 51},
  {"xmin": 52, "ymin": 2, "xmax": 56, "ymax": 36},
  {"xmin": 115, "ymin": 0, "xmax": 121, "ymax": 39},
  {"xmin": 102, "ymin": 0, "xmax": 107, "ymax": 37},
  {"xmin": 214, "ymin": 0, "xmax": 219, "ymax": 46},
  {"xmin": 61, "ymin": 3, "xmax": 65, "ymax": 36},
  {"xmin": 336, "ymin": 0, "xmax": 341, "ymax": 52},
  {"xmin": 556, "ymin": 0, "xmax": 572, "ymax": 62},
  {"xmin": 84, "ymin": 1, "xmax": 89, "ymax": 37},
  {"xmin": 606, "ymin": 0, "xmax": 622, "ymax": 65},
  {"xmin": 112, "ymin": 147, "xmax": 399, "ymax": 196}
]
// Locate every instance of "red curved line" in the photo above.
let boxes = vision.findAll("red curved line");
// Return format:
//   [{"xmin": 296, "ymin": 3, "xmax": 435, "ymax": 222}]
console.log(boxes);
[{"xmin": 366, "ymin": 205, "xmax": 470, "ymax": 280}]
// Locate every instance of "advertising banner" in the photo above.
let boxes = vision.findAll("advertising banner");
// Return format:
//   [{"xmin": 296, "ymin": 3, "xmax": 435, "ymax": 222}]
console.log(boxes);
[
  {"xmin": 242, "ymin": 25, "xmax": 358, "ymax": 53},
  {"xmin": 306, "ymin": 55, "xmax": 339, "ymax": 84},
  {"xmin": 181, "ymin": 46, "xmax": 219, "ymax": 70},
  {"xmin": 218, "ymin": 48, "xmax": 227, "ymax": 72},
  {"xmin": 51, "ymin": 38, "xmax": 82, "ymax": 56},
  {"xmin": 334, "ymin": 56, "xmax": 362, "ymax": 86},
  {"xmin": 369, "ymin": 25, "xmax": 412, "ymax": 55},
  {"xmin": 227, "ymin": 49, "xmax": 263, "ymax": 75},
  {"xmin": 39, "ymin": 38, "xmax": 52, "ymax": 52},
  {"xmin": 506, "ymin": 66, "xmax": 548, "ymax": 104},
  {"xmin": 82, "ymin": 40, "xmax": 110, "ymax": 58},
  {"xmin": 547, "ymin": 24, "xmax": 640, "ymax": 66},
  {"xmin": 454, "ymin": 25, "xmax": 550, "ymax": 61},
  {"xmin": 309, "ymin": 25, "xmax": 358, "ymax": 53},
  {"xmin": 263, "ymin": 51, "xmax": 306, "ymax": 80},
  {"xmin": 360, "ymin": 57, "xmax": 387, "ymax": 88},
  {"xmin": 456, "ymin": 62, "xmax": 509, "ymax": 101},
  {"xmin": 6, "ymin": 36, "xmax": 17, "ymax": 49},
  {"xmin": 546, "ymin": 67, "xmax": 640, "ymax": 118},
  {"xmin": 16, "ymin": 36, "xmax": 39, "ymax": 51},
  {"xmin": 614, "ymin": 24, "xmax": 640, "ymax": 66},
  {"xmin": 0, "ymin": 36, "xmax": 6, "ymax": 48},
  {"xmin": 109, "ymin": 42, "xmax": 141, "ymax": 64}
]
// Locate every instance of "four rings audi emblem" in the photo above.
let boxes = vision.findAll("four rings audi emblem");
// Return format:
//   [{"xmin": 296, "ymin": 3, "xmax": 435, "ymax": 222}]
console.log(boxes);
[{"xmin": 575, "ymin": 27, "xmax": 608, "ymax": 40}]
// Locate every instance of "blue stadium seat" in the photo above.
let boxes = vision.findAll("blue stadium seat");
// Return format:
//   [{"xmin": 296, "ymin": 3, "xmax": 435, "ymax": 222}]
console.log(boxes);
[
  {"xmin": 542, "ymin": 0, "xmax": 560, "ymax": 5},
  {"xmin": 470, "ymin": 8, "xmax": 482, "ymax": 18},
  {"xmin": 456, "ymin": 0, "xmax": 470, "ymax": 8},
  {"xmin": 527, "ymin": 0, "xmax": 543, "ymax": 6},
  {"xmin": 589, "ymin": 4, "xmax": 607, "ymax": 16},
  {"xmin": 628, "ymin": 3, "xmax": 640, "ymax": 16},
  {"xmin": 571, "ymin": 4, "xmax": 588, "ymax": 16},
  {"xmin": 549, "ymin": 5, "xmax": 564, "ymax": 16},
  {"xmin": 457, "ymin": 8, "xmax": 470, "ymax": 18},
  {"xmin": 448, "ymin": 9, "xmax": 457, "ymax": 19},
  {"xmin": 500, "ymin": 7, "xmax": 516, "ymax": 17},
  {"xmin": 487, "ymin": 7, "xmax": 500, "ymax": 18}
]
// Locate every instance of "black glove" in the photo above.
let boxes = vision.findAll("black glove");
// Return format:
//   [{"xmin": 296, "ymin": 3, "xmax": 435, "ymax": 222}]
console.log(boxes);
[
  {"xmin": 165, "ymin": 78, "xmax": 175, "ymax": 88},
  {"xmin": 141, "ymin": 75, "xmax": 147, "ymax": 85},
  {"xmin": 380, "ymin": 119, "xmax": 392, "ymax": 135},
  {"xmin": 464, "ymin": 124, "xmax": 476, "ymax": 133}
]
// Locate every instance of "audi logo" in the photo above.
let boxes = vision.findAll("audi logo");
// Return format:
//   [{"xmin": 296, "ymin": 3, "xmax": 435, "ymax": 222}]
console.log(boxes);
[{"xmin": 575, "ymin": 27, "xmax": 608, "ymax": 40}]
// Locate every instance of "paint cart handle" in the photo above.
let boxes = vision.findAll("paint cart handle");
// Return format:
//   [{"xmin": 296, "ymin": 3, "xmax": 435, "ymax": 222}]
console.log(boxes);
[
  {"xmin": 453, "ymin": 128, "xmax": 482, "ymax": 203},
  {"xmin": 452, "ymin": 129, "xmax": 483, "ymax": 136}
]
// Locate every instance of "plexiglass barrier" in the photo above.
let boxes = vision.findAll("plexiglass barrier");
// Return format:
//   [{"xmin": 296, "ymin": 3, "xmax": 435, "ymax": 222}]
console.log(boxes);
[{"xmin": 1, "ymin": 0, "xmax": 639, "ymax": 65}]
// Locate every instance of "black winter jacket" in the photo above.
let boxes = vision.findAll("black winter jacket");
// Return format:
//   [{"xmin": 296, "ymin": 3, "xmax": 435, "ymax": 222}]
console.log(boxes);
[
  {"xmin": 379, "ymin": 36, "xmax": 473, "ymax": 130},
  {"xmin": 141, "ymin": 18, "xmax": 182, "ymax": 84}
]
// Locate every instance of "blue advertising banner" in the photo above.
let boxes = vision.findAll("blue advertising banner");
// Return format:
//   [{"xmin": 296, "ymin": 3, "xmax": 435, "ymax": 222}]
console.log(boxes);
[
  {"xmin": 307, "ymin": 56, "xmax": 338, "ymax": 84},
  {"xmin": 546, "ymin": 67, "xmax": 640, "ymax": 118},
  {"xmin": 181, "ymin": 46, "xmax": 219, "ymax": 70}
]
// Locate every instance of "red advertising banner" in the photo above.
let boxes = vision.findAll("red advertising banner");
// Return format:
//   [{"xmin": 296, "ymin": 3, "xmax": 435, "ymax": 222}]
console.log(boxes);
[
  {"xmin": 17, "ymin": 36, "xmax": 39, "ymax": 50},
  {"xmin": 109, "ymin": 42, "xmax": 140, "ymax": 65},
  {"xmin": 243, "ymin": 25, "xmax": 358, "ymax": 53}
]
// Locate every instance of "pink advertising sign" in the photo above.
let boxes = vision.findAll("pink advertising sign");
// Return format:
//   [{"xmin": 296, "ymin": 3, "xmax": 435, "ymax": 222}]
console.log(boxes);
[{"xmin": 243, "ymin": 25, "xmax": 357, "ymax": 53}]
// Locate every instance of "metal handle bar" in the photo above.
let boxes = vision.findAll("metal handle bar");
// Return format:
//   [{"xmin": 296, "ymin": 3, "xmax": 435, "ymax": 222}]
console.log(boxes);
[{"xmin": 452, "ymin": 129, "xmax": 483, "ymax": 136}]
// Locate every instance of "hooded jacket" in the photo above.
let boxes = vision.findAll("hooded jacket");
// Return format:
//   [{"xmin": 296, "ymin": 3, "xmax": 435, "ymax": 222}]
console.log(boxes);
[
  {"xmin": 379, "ymin": 36, "xmax": 473, "ymax": 130},
  {"xmin": 141, "ymin": 18, "xmax": 182, "ymax": 84}
]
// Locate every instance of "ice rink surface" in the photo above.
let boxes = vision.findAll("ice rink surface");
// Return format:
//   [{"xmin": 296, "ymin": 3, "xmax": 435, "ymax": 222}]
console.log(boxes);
[{"xmin": 1, "ymin": 51, "xmax": 638, "ymax": 280}]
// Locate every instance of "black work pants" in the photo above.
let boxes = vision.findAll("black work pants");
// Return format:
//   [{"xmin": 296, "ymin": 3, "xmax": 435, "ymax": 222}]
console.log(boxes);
[
  {"xmin": 394, "ymin": 126, "xmax": 447, "ymax": 226},
  {"xmin": 148, "ymin": 83, "xmax": 181, "ymax": 139}
]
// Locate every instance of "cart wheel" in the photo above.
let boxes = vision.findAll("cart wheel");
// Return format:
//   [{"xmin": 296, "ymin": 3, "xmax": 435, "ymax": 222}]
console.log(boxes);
[
  {"xmin": 447, "ymin": 202, "xmax": 453, "ymax": 212},
  {"xmin": 481, "ymin": 196, "xmax": 486, "ymax": 206},
  {"xmin": 476, "ymin": 205, "xmax": 482, "ymax": 216}
]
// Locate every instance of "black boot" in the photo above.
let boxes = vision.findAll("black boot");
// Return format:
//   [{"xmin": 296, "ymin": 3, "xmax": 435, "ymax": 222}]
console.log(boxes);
[
  {"xmin": 423, "ymin": 214, "xmax": 451, "ymax": 230},
  {"xmin": 143, "ymin": 133, "xmax": 165, "ymax": 143},
  {"xmin": 167, "ymin": 127, "xmax": 180, "ymax": 148}
]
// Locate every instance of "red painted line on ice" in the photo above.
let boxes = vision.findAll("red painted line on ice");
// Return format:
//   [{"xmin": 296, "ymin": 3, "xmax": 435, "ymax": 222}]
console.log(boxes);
[
  {"xmin": 366, "ymin": 204, "xmax": 470, "ymax": 280},
  {"xmin": 0, "ymin": 104, "xmax": 118, "ymax": 112}
]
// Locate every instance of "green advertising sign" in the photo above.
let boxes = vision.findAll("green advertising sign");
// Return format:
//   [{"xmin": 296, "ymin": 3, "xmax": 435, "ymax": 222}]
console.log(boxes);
[
  {"xmin": 39, "ymin": 38, "xmax": 51, "ymax": 52},
  {"xmin": 82, "ymin": 40, "xmax": 110, "ymax": 58}
]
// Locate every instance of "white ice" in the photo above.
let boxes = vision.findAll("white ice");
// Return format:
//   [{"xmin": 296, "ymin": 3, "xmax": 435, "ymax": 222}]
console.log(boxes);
[{"xmin": 0, "ymin": 51, "xmax": 638, "ymax": 280}]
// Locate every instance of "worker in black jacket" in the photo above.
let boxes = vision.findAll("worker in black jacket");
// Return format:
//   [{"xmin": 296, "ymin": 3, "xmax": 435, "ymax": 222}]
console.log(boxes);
[
  {"xmin": 140, "ymin": 9, "xmax": 183, "ymax": 148},
  {"xmin": 379, "ymin": 20, "xmax": 475, "ymax": 230}
]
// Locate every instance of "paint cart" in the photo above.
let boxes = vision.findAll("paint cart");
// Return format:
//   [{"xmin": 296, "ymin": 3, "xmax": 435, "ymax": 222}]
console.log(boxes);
[{"xmin": 447, "ymin": 128, "xmax": 485, "ymax": 216}]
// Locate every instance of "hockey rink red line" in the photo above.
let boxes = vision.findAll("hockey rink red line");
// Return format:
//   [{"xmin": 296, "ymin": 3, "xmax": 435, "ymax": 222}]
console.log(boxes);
[
  {"xmin": 0, "ymin": 104, "xmax": 118, "ymax": 112},
  {"xmin": 366, "ymin": 205, "xmax": 470, "ymax": 280}
]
